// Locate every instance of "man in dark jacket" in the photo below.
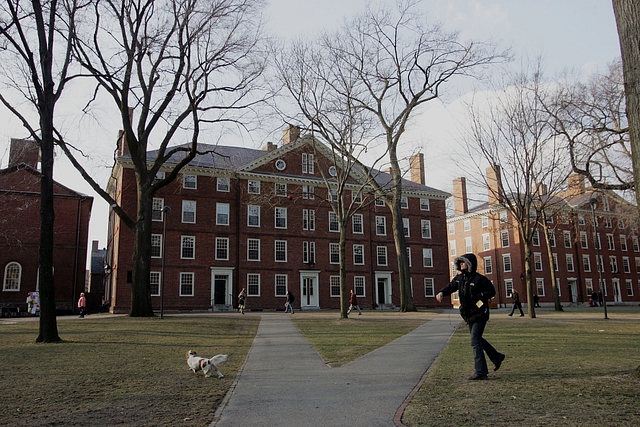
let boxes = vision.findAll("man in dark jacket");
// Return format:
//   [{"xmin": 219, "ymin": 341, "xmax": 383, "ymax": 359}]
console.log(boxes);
[{"xmin": 436, "ymin": 253, "xmax": 505, "ymax": 380}]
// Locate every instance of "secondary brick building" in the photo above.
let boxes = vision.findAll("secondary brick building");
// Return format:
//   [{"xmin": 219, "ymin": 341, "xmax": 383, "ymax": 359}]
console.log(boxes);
[{"xmin": 105, "ymin": 127, "xmax": 452, "ymax": 313}]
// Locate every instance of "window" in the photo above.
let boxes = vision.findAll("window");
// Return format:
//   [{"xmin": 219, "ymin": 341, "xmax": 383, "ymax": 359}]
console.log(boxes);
[
  {"xmin": 275, "ymin": 207, "xmax": 287, "ymax": 229},
  {"xmin": 275, "ymin": 275, "xmax": 288, "ymax": 297},
  {"xmin": 353, "ymin": 244, "xmax": 365, "ymax": 265},
  {"xmin": 303, "ymin": 209, "xmax": 315, "ymax": 231},
  {"xmin": 483, "ymin": 257, "xmax": 493, "ymax": 275},
  {"xmin": 622, "ymin": 257, "xmax": 631, "ymax": 273},
  {"xmin": 352, "ymin": 191, "xmax": 362, "ymax": 204},
  {"xmin": 580, "ymin": 231, "xmax": 588, "ymax": 249},
  {"xmin": 248, "ymin": 180, "xmax": 260, "ymax": 194},
  {"xmin": 536, "ymin": 278, "xmax": 545, "ymax": 297},
  {"xmin": 463, "ymin": 219, "xmax": 471, "ymax": 231},
  {"xmin": 548, "ymin": 230, "xmax": 556, "ymax": 247},
  {"xmin": 604, "ymin": 217, "xmax": 613, "ymax": 228},
  {"xmin": 505, "ymin": 279, "xmax": 513, "ymax": 298},
  {"xmin": 330, "ymin": 276, "xmax": 340, "ymax": 297},
  {"xmin": 585, "ymin": 278, "xmax": 594, "ymax": 295},
  {"xmin": 482, "ymin": 233, "xmax": 490, "ymax": 250},
  {"xmin": 329, "ymin": 189, "xmax": 338, "ymax": 203},
  {"xmin": 353, "ymin": 214, "xmax": 364, "ymax": 234},
  {"xmin": 149, "ymin": 272, "xmax": 160, "ymax": 296},
  {"xmin": 375, "ymin": 196, "xmax": 385, "ymax": 206},
  {"xmin": 330, "ymin": 243, "xmax": 340, "ymax": 264},
  {"xmin": 302, "ymin": 153, "xmax": 314, "ymax": 174},
  {"xmin": 376, "ymin": 216, "xmax": 386, "ymax": 235},
  {"xmin": 217, "ymin": 177, "xmax": 230, "ymax": 192},
  {"xmin": 500, "ymin": 210, "xmax": 508, "ymax": 223},
  {"xmin": 449, "ymin": 240, "xmax": 456, "ymax": 257},
  {"xmin": 403, "ymin": 218, "xmax": 410, "ymax": 237},
  {"xmin": 618, "ymin": 218, "xmax": 625, "ymax": 228},
  {"xmin": 421, "ymin": 220, "xmax": 432, "ymax": 239},
  {"xmin": 275, "ymin": 240, "xmax": 288, "ymax": 262},
  {"xmin": 303, "ymin": 241, "xmax": 316, "ymax": 264},
  {"xmin": 354, "ymin": 276, "xmax": 365, "ymax": 296},
  {"xmin": 532, "ymin": 229, "xmax": 540, "ymax": 246},
  {"xmin": 3, "ymin": 262, "xmax": 21, "ymax": 291},
  {"xmin": 481, "ymin": 216, "xmax": 488, "ymax": 228},
  {"xmin": 247, "ymin": 239, "xmax": 260, "ymax": 261},
  {"xmin": 610, "ymin": 256, "xmax": 618, "ymax": 273},
  {"xmin": 275, "ymin": 159, "xmax": 286, "ymax": 171},
  {"xmin": 181, "ymin": 236, "xmax": 195, "ymax": 259},
  {"xmin": 553, "ymin": 253, "xmax": 558, "ymax": 271},
  {"xmin": 563, "ymin": 230, "xmax": 572, "ymax": 248},
  {"xmin": 583, "ymin": 255, "xmax": 591, "ymax": 272},
  {"xmin": 152, "ymin": 198, "xmax": 164, "ymax": 221},
  {"xmin": 179, "ymin": 272, "xmax": 194, "ymax": 296},
  {"xmin": 633, "ymin": 236, "xmax": 640, "ymax": 252},
  {"xmin": 215, "ymin": 203, "xmax": 228, "ymax": 225},
  {"xmin": 329, "ymin": 212, "xmax": 340, "ymax": 232},
  {"xmin": 594, "ymin": 232, "xmax": 602, "ymax": 250},
  {"xmin": 302, "ymin": 185, "xmax": 315, "ymax": 199},
  {"xmin": 377, "ymin": 246, "xmax": 388, "ymax": 266},
  {"xmin": 566, "ymin": 254, "xmax": 574, "ymax": 272},
  {"xmin": 556, "ymin": 278, "xmax": 562, "ymax": 296},
  {"xmin": 464, "ymin": 237, "xmax": 472, "ymax": 253},
  {"xmin": 215, "ymin": 237, "xmax": 228, "ymax": 260},
  {"xmin": 534, "ymin": 253, "xmax": 543, "ymax": 271},
  {"xmin": 151, "ymin": 234, "xmax": 162, "ymax": 258},
  {"xmin": 423, "ymin": 248, "xmax": 433, "ymax": 268},
  {"xmin": 407, "ymin": 247, "xmax": 412, "ymax": 267},
  {"xmin": 183, "ymin": 175, "xmax": 197, "ymax": 189},
  {"xmin": 248, "ymin": 205, "xmax": 260, "ymax": 227},
  {"xmin": 448, "ymin": 223, "xmax": 455, "ymax": 235},
  {"xmin": 620, "ymin": 235, "xmax": 628, "ymax": 251},
  {"xmin": 607, "ymin": 234, "xmax": 615, "ymax": 250},
  {"xmin": 501, "ymin": 230, "xmax": 510, "ymax": 248},
  {"xmin": 424, "ymin": 278, "xmax": 435, "ymax": 297},
  {"xmin": 275, "ymin": 183, "xmax": 287, "ymax": 196},
  {"xmin": 626, "ymin": 279, "xmax": 634, "ymax": 297},
  {"xmin": 578, "ymin": 215, "xmax": 586, "ymax": 225},
  {"xmin": 420, "ymin": 198, "xmax": 430, "ymax": 211},
  {"xmin": 247, "ymin": 273, "xmax": 260, "ymax": 296},
  {"xmin": 503, "ymin": 254, "xmax": 512, "ymax": 273},
  {"xmin": 182, "ymin": 200, "xmax": 196, "ymax": 223},
  {"xmin": 636, "ymin": 257, "xmax": 640, "ymax": 274},
  {"xmin": 400, "ymin": 197, "xmax": 409, "ymax": 209},
  {"xmin": 597, "ymin": 255, "xmax": 604, "ymax": 273}
]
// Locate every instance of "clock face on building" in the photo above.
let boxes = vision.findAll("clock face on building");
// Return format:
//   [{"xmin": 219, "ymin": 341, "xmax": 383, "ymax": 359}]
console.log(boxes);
[
  {"xmin": 328, "ymin": 165, "xmax": 337, "ymax": 176},
  {"xmin": 275, "ymin": 159, "xmax": 286, "ymax": 171}
]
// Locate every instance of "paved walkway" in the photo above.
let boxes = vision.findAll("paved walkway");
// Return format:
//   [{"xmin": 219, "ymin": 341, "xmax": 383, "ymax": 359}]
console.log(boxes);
[{"xmin": 211, "ymin": 312, "xmax": 460, "ymax": 427}]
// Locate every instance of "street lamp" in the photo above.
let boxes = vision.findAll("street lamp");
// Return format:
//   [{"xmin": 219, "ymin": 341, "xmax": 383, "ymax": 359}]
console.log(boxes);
[
  {"xmin": 588, "ymin": 198, "xmax": 608, "ymax": 319},
  {"xmin": 160, "ymin": 205, "xmax": 171, "ymax": 319}
]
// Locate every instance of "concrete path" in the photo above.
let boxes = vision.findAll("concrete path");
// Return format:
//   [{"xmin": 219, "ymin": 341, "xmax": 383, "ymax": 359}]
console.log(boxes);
[{"xmin": 211, "ymin": 312, "xmax": 460, "ymax": 427}]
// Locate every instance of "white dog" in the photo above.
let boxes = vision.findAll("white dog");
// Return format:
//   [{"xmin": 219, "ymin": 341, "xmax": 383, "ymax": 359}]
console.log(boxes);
[{"xmin": 186, "ymin": 350, "xmax": 228, "ymax": 378}]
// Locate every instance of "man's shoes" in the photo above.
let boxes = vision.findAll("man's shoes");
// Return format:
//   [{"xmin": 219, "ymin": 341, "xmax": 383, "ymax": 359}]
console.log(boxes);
[
  {"xmin": 467, "ymin": 373, "xmax": 488, "ymax": 381},
  {"xmin": 494, "ymin": 353, "xmax": 506, "ymax": 371},
  {"xmin": 508, "ymin": 314, "xmax": 512, "ymax": 316},
  {"xmin": 520, "ymin": 314, "xmax": 524, "ymax": 317}
]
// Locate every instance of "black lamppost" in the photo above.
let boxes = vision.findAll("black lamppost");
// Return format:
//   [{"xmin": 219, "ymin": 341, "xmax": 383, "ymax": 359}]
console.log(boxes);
[
  {"xmin": 160, "ymin": 205, "xmax": 171, "ymax": 319},
  {"xmin": 589, "ymin": 198, "xmax": 608, "ymax": 319}
]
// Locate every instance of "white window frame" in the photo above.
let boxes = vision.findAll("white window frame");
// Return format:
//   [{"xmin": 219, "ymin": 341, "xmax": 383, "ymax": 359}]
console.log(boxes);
[
  {"xmin": 329, "ymin": 212, "xmax": 340, "ymax": 232},
  {"xmin": 3, "ymin": 262, "xmax": 21, "ymax": 291},
  {"xmin": 421, "ymin": 220, "xmax": 432, "ymax": 239},
  {"xmin": 150, "ymin": 271, "xmax": 161, "ymax": 296},
  {"xmin": 353, "ymin": 214, "xmax": 364, "ymax": 234},
  {"xmin": 483, "ymin": 256, "xmax": 493, "ymax": 275},
  {"xmin": 217, "ymin": 177, "xmax": 230, "ymax": 192},
  {"xmin": 248, "ymin": 180, "xmax": 260, "ymax": 194},
  {"xmin": 422, "ymin": 248, "xmax": 433, "ymax": 268},
  {"xmin": 215, "ymin": 237, "xmax": 229, "ymax": 261},
  {"xmin": 403, "ymin": 218, "xmax": 410, "ymax": 237},
  {"xmin": 183, "ymin": 174, "xmax": 197, "ymax": 189},
  {"xmin": 247, "ymin": 238, "xmax": 260, "ymax": 261},
  {"xmin": 151, "ymin": 234, "xmax": 162, "ymax": 258},
  {"xmin": 376, "ymin": 216, "xmax": 386, "ymax": 236},
  {"xmin": 275, "ymin": 240, "xmax": 288, "ymax": 262},
  {"xmin": 329, "ymin": 243, "xmax": 340, "ymax": 264},
  {"xmin": 424, "ymin": 278, "xmax": 435, "ymax": 297},
  {"xmin": 503, "ymin": 254, "xmax": 512, "ymax": 273},
  {"xmin": 275, "ymin": 274, "xmax": 288, "ymax": 297},
  {"xmin": 275, "ymin": 207, "xmax": 287, "ymax": 229},
  {"xmin": 247, "ymin": 273, "xmax": 260, "ymax": 296},
  {"xmin": 179, "ymin": 272, "xmax": 194, "ymax": 296},
  {"xmin": 420, "ymin": 198, "xmax": 430, "ymax": 211},
  {"xmin": 182, "ymin": 200, "xmax": 197, "ymax": 224},
  {"xmin": 181, "ymin": 235, "xmax": 195, "ymax": 259},
  {"xmin": 152, "ymin": 198, "xmax": 164, "ymax": 221},
  {"xmin": 215, "ymin": 202, "xmax": 229, "ymax": 226},
  {"xmin": 377, "ymin": 246, "xmax": 388, "ymax": 266},
  {"xmin": 353, "ymin": 244, "xmax": 365, "ymax": 265},
  {"xmin": 247, "ymin": 205, "xmax": 260, "ymax": 227}
]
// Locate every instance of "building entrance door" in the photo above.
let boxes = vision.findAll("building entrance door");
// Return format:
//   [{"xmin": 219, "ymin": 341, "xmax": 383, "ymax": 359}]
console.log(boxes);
[{"xmin": 300, "ymin": 273, "xmax": 319, "ymax": 309}]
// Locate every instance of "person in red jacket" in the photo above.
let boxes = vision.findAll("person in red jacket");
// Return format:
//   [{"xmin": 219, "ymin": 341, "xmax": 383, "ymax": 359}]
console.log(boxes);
[
  {"xmin": 347, "ymin": 289, "xmax": 362, "ymax": 315},
  {"xmin": 77, "ymin": 292, "xmax": 86, "ymax": 318}
]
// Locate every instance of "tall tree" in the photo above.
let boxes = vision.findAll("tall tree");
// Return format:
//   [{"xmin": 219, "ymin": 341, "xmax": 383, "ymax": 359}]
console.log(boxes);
[
  {"xmin": 60, "ymin": 0, "xmax": 267, "ymax": 316},
  {"xmin": 0, "ymin": 0, "xmax": 87, "ymax": 341}
]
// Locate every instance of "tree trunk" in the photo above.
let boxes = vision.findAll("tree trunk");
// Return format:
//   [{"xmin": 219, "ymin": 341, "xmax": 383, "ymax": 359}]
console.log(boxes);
[
  {"xmin": 613, "ymin": 0, "xmax": 640, "ymax": 215},
  {"xmin": 523, "ymin": 244, "xmax": 536, "ymax": 319},
  {"xmin": 129, "ymin": 189, "xmax": 154, "ymax": 317},
  {"xmin": 339, "ymin": 226, "xmax": 349, "ymax": 319},
  {"xmin": 540, "ymin": 217, "xmax": 563, "ymax": 311},
  {"xmin": 389, "ymin": 197, "xmax": 415, "ymax": 312}
]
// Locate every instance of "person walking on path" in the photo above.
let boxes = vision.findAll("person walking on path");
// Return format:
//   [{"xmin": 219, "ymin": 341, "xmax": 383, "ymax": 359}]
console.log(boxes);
[
  {"xmin": 347, "ymin": 289, "xmax": 362, "ymax": 315},
  {"xmin": 436, "ymin": 253, "xmax": 505, "ymax": 380},
  {"xmin": 77, "ymin": 292, "xmax": 86, "ymax": 318},
  {"xmin": 237, "ymin": 288, "xmax": 247, "ymax": 314},
  {"xmin": 509, "ymin": 289, "xmax": 525, "ymax": 317},
  {"xmin": 284, "ymin": 290, "xmax": 295, "ymax": 314}
]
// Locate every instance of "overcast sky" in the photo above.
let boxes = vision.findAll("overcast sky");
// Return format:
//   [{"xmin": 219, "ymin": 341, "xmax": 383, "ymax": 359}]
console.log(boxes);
[{"xmin": 0, "ymin": 0, "xmax": 623, "ymax": 249}]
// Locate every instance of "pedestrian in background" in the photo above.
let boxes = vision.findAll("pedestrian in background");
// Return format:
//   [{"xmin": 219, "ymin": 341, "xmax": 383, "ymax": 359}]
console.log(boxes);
[
  {"xmin": 509, "ymin": 289, "xmax": 525, "ymax": 317},
  {"xmin": 78, "ymin": 292, "xmax": 86, "ymax": 318},
  {"xmin": 347, "ymin": 289, "xmax": 362, "ymax": 315}
]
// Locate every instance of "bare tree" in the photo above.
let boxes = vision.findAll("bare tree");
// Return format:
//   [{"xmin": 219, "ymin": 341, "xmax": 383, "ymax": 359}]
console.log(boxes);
[
  {"xmin": 0, "ymin": 0, "xmax": 89, "ymax": 341},
  {"xmin": 60, "ymin": 0, "xmax": 267, "ymax": 316}
]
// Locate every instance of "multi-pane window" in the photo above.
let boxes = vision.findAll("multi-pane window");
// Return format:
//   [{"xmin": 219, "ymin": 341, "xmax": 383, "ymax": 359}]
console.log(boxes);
[
  {"xmin": 149, "ymin": 272, "xmax": 160, "ymax": 296},
  {"xmin": 548, "ymin": 230, "xmax": 556, "ymax": 247},
  {"xmin": 248, "ymin": 180, "xmax": 260, "ymax": 194},
  {"xmin": 423, "ymin": 248, "xmax": 433, "ymax": 268},
  {"xmin": 217, "ymin": 177, "xmax": 230, "ymax": 192},
  {"xmin": 536, "ymin": 278, "xmax": 545, "ymax": 297},
  {"xmin": 247, "ymin": 239, "xmax": 260, "ymax": 261},
  {"xmin": 499, "ymin": 210, "xmax": 508, "ymax": 223},
  {"xmin": 247, "ymin": 273, "xmax": 260, "ymax": 296},
  {"xmin": 248, "ymin": 205, "xmax": 260, "ymax": 227},
  {"xmin": 275, "ymin": 207, "xmax": 287, "ymax": 229},
  {"xmin": 400, "ymin": 197, "xmax": 409, "ymax": 209},
  {"xmin": 483, "ymin": 257, "xmax": 493, "ymax": 275},
  {"xmin": 618, "ymin": 219, "xmax": 625, "ymax": 229},
  {"xmin": 604, "ymin": 217, "xmax": 613, "ymax": 228},
  {"xmin": 353, "ymin": 244, "xmax": 365, "ymax": 265},
  {"xmin": 303, "ymin": 241, "xmax": 316, "ymax": 264},
  {"xmin": 578, "ymin": 215, "xmax": 586, "ymax": 225},
  {"xmin": 620, "ymin": 235, "xmax": 628, "ymax": 251},
  {"xmin": 151, "ymin": 234, "xmax": 162, "ymax": 258},
  {"xmin": 532, "ymin": 229, "xmax": 540, "ymax": 246},
  {"xmin": 633, "ymin": 236, "xmax": 640, "ymax": 252},
  {"xmin": 505, "ymin": 279, "xmax": 513, "ymax": 298},
  {"xmin": 482, "ymin": 233, "xmax": 490, "ymax": 250},
  {"xmin": 375, "ymin": 196, "xmax": 385, "ymax": 206},
  {"xmin": 216, "ymin": 203, "xmax": 229, "ymax": 225},
  {"xmin": 566, "ymin": 254, "xmax": 574, "ymax": 272},
  {"xmin": 421, "ymin": 220, "xmax": 431, "ymax": 239},
  {"xmin": 622, "ymin": 257, "xmax": 631, "ymax": 273},
  {"xmin": 449, "ymin": 240, "xmax": 456, "ymax": 256},
  {"xmin": 3, "ymin": 262, "xmax": 21, "ymax": 291},
  {"xmin": 424, "ymin": 278, "xmax": 435, "ymax": 297},
  {"xmin": 583, "ymin": 255, "xmax": 591, "ymax": 272},
  {"xmin": 330, "ymin": 243, "xmax": 340, "ymax": 264},
  {"xmin": 636, "ymin": 257, "xmax": 640, "ymax": 273},
  {"xmin": 352, "ymin": 191, "xmax": 362, "ymax": 204},
  {"xmin": 463, "ymin": 219, "xmax": 471, "ymax": 231},
  {"xmin": 152, "ymin": 198, "xmax": 164, "ymax": 221},
  {"xmin": 183, "ymin": 175, "xmax": 197, "ymax": 189},
  {"xmin": 275, "ymin": 275, "xmax": 288, "ymax": 297},
  {"xmin": 354, "ymin": 276, "xmax": 365, "ymax": 296},
  {"xmin": 329, "ymin": 212, "xmax": 340, "ymax": 232},
  {"xmin": 597, "ymin": 255, "xmax": 604, "ymax": 273},
  {"xmin": 303, "ymin": 209, "xmax": 315, "ymax": 231},
  {"xmin": 580, "ymin": 231, "xmax": 588, "ymax": 249},
  {"xmin": 407, "ymin": 247, "xmax": 412, "ymax": 267},
  {"xmin": 377, "ymin": 246, "xmax": 388, "ymax": 266},
  {"xmin": 403, "ymin": 218, "xmax": 410, "ymax": 237},
  {"xmin": 330, "ymin": 276, "xmax": 340, "ymax": 297},
  {"xmin": 625, "ymin": 279, "xmax": 634, "ymax": 297},
  {"xmin": 594, "ymin": 233, "xmax": 601, "ymax": 250},
  {"xmin": 503, "ymin": 254, "xmax": 512, "ymax": 272},
  {"xmin": 481, "ymin": 216, "xmax": 488, "ymax": 228},
  {"xmin": 215, "ymin": 237, "xmax": 228, "ymax": 260},
  {"xmin": 610, "ymin": 256, "xmax": 618, "ymax": 273},
  {"xmin": 607, "ymin": 234, "xmax": 615, "ymax": 250},
  {"xmin": 302, "ymin": 185, "xmax": 315, "ymax": 199},
  {"xmin": 180, "ymin": 272, "xmax": 194, "ymax": 296},
  {"xmin": 465, "ymin": 237, "xmax": 472, "ymax": 253},
  {"xmin": 275, "ymin": 183, "xmax": 287, "ymax": 196},
  {"xmin": 448, "ymin": 223, "xmax": 455, "ymax": 235},
  {"xmin": 534, "ymin": 253, "xmax": 543, "ymax": 271},
  {"xmin": 553, "ymin": 253, "xmax": 558, "ymax": 271},
  {"xmin": 420, "ymin": 198, "xmax": 430, "ymax": 211},
  {"xmin": 275, "ymin": 240, "xmax": 287, "ymax": 262},
  {"xmin": 501, "ymin": 230, "xmax": 509, "ymax": 247},
  {"xmin": 181, "ymin": 236, "xmax": 195, "ymax": 259},
  {"xmin": 376, "ymin": 216, "xmax": 386, "ymax": 235},
  {"xmin": 585, "ymin": 278, "xmax": 594, "ymax": 295},
  {"xmin": 329, "ymin": 189, "xmax": 338, "ymax": 203},
  {"xmin": 563, "ymin": 230, "xmax": 572, "ymax": 248},
  {"xmin": 152, "ymin": 171, "xmax": 165, "ymax": 185},
  {"xmin": 353, "ymin": 214, "xmax": 364, "ymax": 234},
  {"xmin": 182, "ymin": 200, "xmax": 196, "ymax": 223},
  {"xmin": 302, "ymin": 153, "xmax": 314, "ymax": 174}
]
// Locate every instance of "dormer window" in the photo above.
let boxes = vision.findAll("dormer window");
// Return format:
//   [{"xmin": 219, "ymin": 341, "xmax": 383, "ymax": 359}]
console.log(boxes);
[{"xmin": 302, "ymin": 153, "xmax": 314, "ymax": 174}]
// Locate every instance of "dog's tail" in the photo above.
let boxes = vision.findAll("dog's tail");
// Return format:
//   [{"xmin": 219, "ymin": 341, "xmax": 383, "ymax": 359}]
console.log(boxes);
[{"xmin": 211, "ymin": 354, "xmax": 228, "ymax": 365}]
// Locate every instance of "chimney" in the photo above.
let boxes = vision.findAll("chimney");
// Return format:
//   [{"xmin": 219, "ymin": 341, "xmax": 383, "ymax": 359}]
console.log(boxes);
[
  {"xmin": 9, "ymin": 138, "xmax": 40, "ymax": 169},
  {"xmin": 453, "ymin": 177, "xmax": 469, "ymax": 215},
  {"xmin": 487, "ymin": 165, "xmax": 503, "ymax": 205},
  {"xmin": 282, "ymin": 125, "xmax": 300, "ymax": 144},
  {"xmin": 535, "ymin": 182, "xmax": 548, "ymax": 196},
  {"xmin": 566, "ymin": 173, "xmax": 585, "ymax": 196},
  {"xmin": 263, "ymin": 141, "xmax": 277, "ymax": 151},
  {"xmin": 409, "ymin": 153, "xmax": 425, "ymax": 185},
  {"xmin": 92, "ymin": 240, "xmax": 99, "ymax": 251}
]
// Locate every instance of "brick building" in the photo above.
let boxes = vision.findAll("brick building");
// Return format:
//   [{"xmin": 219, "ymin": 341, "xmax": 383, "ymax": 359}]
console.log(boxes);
[
  {"xmin": 447, "ymin": 167, "xmax": 640, "ymax": 308},
  {"xmin": 105, "ymin": 127, "xmax": 452, "ymax": 313},
  {"xmin": 0, "ymin": 139, "xmax": 93, "ymax": 313}
]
